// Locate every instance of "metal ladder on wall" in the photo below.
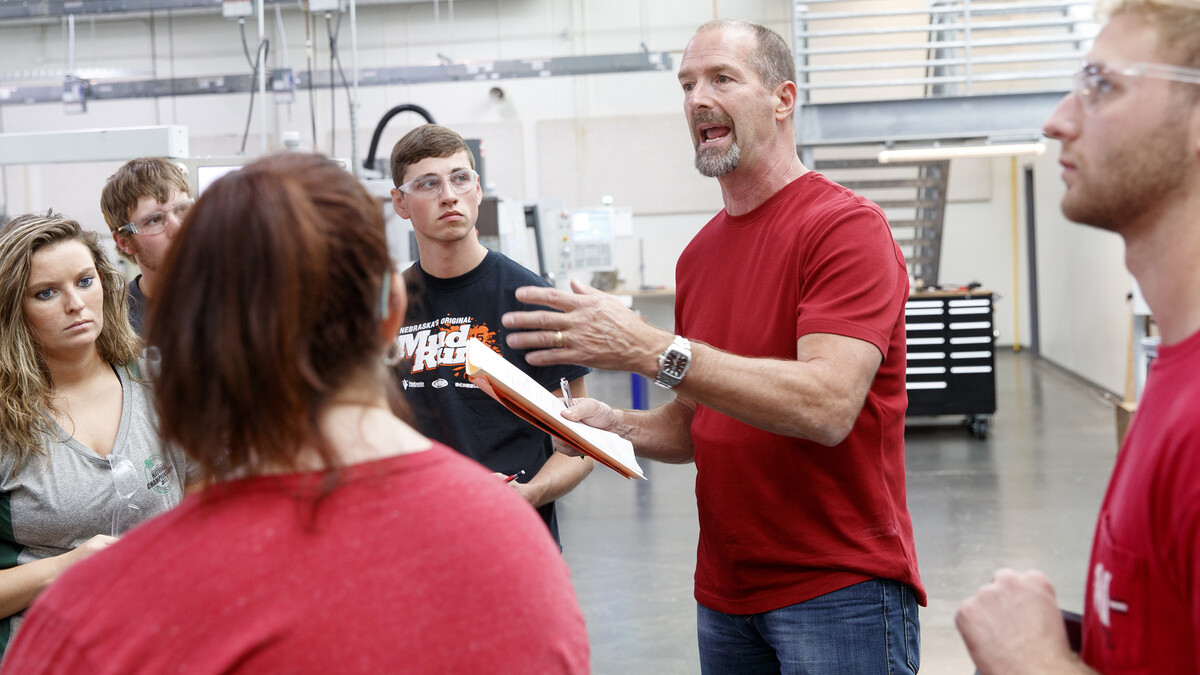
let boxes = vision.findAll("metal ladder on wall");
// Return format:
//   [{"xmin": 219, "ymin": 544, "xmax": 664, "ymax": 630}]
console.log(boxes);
[{"xmin": 793, "ymin": 0, "xmax": 1094, "ymax": 287}]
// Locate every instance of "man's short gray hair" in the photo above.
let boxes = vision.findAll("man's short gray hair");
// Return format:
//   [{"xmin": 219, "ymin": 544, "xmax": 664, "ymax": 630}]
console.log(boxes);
[{"xmin": 695, "ymin": 19, "xmax": 796, "ymax": 90}]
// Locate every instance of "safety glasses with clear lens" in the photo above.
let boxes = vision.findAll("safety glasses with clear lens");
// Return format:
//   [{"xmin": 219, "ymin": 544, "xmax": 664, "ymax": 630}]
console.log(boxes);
[{"xmin": 108, "ymin": 453, "xmax": 143, "ymax": 537}]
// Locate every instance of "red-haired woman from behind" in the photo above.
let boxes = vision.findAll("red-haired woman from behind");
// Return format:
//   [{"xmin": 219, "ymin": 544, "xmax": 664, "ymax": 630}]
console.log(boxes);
[{"xmin": 3, "ymin": 154, "xmax": 589, "ymax": 674}]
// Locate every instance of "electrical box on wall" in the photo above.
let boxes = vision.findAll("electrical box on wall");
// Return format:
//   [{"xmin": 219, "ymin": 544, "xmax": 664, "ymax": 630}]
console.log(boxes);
[
  {"xmin": 62, "ymin": 78, "xmax": 86, "ymax": 115},
  {"xmin": 271, "ymin": 68, "xmax": 296, "ymax": 104},
  {"xmin": 222, "ymin": 0, "xmax": 254, "ymax": 18},
  {"xmin": 308, "ymin": 0, "xmax": 345, "ymax": 12}
]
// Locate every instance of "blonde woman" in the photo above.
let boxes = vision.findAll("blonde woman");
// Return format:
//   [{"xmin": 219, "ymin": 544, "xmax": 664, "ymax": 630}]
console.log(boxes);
[{"xmin": 0, "ymin": 212, "xmax": 195, "ymax": 654}]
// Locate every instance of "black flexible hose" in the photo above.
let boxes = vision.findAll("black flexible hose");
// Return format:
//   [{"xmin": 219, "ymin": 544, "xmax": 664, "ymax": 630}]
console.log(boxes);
[{"xmin": 362, "ymin": 104, "xmax": 436, "ymax": 175}]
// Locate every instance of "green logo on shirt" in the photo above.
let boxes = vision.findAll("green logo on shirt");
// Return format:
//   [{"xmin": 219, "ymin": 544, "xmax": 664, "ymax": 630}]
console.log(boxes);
[{"xmin": 142, "ymin": 456, "xmax": 174, "ymax": 494}]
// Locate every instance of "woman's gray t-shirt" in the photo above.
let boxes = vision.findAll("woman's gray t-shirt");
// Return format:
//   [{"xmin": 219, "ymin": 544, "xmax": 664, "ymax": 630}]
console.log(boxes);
[{"xmin": 0, "ymin": 365, "xmax": 197, "ymax": 651}]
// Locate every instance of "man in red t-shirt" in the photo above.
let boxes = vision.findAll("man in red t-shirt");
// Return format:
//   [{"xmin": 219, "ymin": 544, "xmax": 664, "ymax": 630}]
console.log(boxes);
[
  {"xmin": 955, "ymin": 1, "xmax": 1200, "ymax": 672},
  {"xmin": 503, "ymin": 19, "xmax": 925, "ymax": 674}
]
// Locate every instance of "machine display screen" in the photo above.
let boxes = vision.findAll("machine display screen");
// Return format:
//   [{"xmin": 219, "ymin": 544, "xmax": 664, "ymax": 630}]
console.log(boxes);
[{"xmin": 571, "ymin": 209, "xmax": 612, "ymax": 242}]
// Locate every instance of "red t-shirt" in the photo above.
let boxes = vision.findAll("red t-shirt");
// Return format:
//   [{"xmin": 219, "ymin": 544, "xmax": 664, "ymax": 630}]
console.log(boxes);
[
  {"xmin": 1081, "ymin": 327, "xmax": 1200, "ymax": 672},
  {"xmin": 676, "ymin": 172, "xmax": 925, "ymax": 614},
  {"xmin": 3, "ymin": 443, "xmax": 589, "ymax": 674}
]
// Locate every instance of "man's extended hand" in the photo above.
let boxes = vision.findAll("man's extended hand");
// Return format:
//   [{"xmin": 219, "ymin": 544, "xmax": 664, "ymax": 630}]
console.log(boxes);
[
  {"xmin": 502, "ymin": 279, "xmax": 671, "ymax": 373},
  {"xmin": 955, "ymin": 569, "xmax": 1092, "ymax": 674}
]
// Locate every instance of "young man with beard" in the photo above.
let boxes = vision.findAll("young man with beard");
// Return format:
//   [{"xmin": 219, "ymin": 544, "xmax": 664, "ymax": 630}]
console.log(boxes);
[
  {"xmin": 956, "ymin": 1, "xmax": 1200, "ymax": 671},
  {"xmin": 389, "ymin": 125, "xmax": 592, "ymax": 548},
  {"xmin": 502, "ymin": 20, "xmax": 924, "ymax": 673},
  {"xmin": 100, "ymin": 157, "xmax": 192, "ymax": 337}
]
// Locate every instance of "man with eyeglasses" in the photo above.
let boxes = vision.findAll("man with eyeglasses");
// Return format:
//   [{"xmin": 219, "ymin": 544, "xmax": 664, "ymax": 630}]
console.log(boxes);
[
  {"xmin": 100, "ymin": 157, "xmax": 193, "ymax": 337},
  {"xmin": 956, "ymin": 1, "xmax": 1200, "ymax": 672},
  {"xmin": 388, "ymin": 124, "xmax": 593, "ymax": 549}
]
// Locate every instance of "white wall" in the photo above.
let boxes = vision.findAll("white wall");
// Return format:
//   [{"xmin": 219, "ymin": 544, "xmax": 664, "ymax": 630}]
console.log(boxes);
[
  {"xmin": 1029, "ymin": 143, "xmax": 1130, "ymax": 395},
  {"xmin": 939, "ymin": 155, "xmax": 1033, "ymax": 350},
  {"xmin": 937, "ymin": 148, "xmax": 1128, "ymax": 395},
  {"xmin": 0, "ymin": 0, "xmax": 1130, "ymax": 393}
]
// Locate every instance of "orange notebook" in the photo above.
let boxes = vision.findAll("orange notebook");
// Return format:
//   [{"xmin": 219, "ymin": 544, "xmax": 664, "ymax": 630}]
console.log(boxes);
[{"xmin": 465, "ymin": 338, "xmax": 646, "ymax": 480}]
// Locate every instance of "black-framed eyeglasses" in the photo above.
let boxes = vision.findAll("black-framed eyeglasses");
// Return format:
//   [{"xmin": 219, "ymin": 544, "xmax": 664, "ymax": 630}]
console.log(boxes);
[
  {"xmin": 117, "ymin": 199, "xmax": 194, "ymax": 236},
  {"xmin": 395, "ymin": 169, "xmax": 479, "ymax": 199},
  {"xmin": 1074, "ymin": 60, "xmax": 1200, "ymax": 113}
]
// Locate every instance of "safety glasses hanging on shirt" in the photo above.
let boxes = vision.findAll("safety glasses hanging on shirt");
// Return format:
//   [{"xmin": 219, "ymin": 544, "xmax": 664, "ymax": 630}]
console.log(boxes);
[{"xmin": 108, "ymin": 453, "xmax": 142, "ymax": 537}]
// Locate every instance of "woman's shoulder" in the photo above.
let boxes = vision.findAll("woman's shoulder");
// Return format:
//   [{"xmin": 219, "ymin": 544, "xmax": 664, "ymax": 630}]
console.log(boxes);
[
  {"xmin": 0, "ymin": 442, "xmax": 22, "ymax": 479},
  {"xmin": 113, "ymin": 363, "xmax": 157, "ymax": 406}
]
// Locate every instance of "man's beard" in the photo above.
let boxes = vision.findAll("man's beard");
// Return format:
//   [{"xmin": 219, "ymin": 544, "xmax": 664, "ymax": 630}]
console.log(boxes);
[
  {"xmin": 696, "ymin": 141, "xmax": 740, "ymax": 177},
  {"xmin": 1060, "ymin": 107, "xmax": 1191, "ymax": 235},
  {"xmin": 692, "ymin": 110, "xmax": 739, "ymax": 177}
]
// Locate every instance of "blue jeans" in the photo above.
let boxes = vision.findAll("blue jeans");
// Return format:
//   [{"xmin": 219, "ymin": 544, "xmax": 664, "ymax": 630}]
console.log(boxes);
[{"xmin": 697, "ymin": 578, "xmax": 920, "ymax": 675}]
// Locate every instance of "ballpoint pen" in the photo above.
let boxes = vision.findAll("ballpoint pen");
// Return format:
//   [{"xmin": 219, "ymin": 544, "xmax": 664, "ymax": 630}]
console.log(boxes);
[
  {"xmin": 504, "ymin": 469, "xmax": 526, "ymax": 483},
  {"xmin": 559, "ymin": 377, "xmax": 586, "ymax": 460},
  {"xmin": 560, "ymin": 377, "xmax": 575, "ymax": 407}
]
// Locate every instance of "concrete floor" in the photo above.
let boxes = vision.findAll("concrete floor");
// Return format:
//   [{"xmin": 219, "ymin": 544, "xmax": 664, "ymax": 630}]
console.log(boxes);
[{"xmin": 559, "ymin": 350, "xmax": 1119, "ymax": 674}]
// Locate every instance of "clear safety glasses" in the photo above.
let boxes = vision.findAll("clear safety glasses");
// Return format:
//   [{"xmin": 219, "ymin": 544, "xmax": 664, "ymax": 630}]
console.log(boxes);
[
  {"xmin": 396, "ymin": 169, "xmax": 479, "ymax": 199},
  {"xmin": 108, "ymin": 452, "xmax": 143, "ymax": 537},
  {"xmin": 118, "ymin": 199, "xmax": 193, "ymax": 236},
  {"xmin": 1074, "ymin": 60, "xmax": 1200, "ymax": 113}
]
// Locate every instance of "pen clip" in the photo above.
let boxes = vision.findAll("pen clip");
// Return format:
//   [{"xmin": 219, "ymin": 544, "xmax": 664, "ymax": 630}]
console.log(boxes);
[{"xmin": 560, "ymin": 377, "xmax": 575, "ymax": 408}]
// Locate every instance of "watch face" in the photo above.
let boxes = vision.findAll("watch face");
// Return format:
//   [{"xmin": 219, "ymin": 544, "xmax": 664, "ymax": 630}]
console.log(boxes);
[
  {"xmin": 656, "ymin": 339, "xmax": 691, "ymax": 389},
  {"xmin": 662, "ymin": 351, "xmax": 688, "ymax": 375}
]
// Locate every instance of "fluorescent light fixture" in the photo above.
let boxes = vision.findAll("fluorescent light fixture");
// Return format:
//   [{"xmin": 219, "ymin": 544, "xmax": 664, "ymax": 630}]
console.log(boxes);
[
  {"xmin": 0, "ymin": 126, "xmax": 188, "ymax": 165},
  {"xmin": 877, "ymin": 141, "xmax": 1046, "ymax": 164}
]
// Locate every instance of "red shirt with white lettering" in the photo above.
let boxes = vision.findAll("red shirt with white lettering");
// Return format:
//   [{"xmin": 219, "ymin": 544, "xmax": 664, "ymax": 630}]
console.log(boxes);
[{"xmin": 1081, "ymin": 327, "xmax": 1200, "ymax": 672}]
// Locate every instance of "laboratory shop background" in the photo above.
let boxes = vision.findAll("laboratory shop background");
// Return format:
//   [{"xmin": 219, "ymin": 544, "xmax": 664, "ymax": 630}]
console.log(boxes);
[{"xmin": 0, "ymin": 0, "xmax": 1126, "ymax": 394}]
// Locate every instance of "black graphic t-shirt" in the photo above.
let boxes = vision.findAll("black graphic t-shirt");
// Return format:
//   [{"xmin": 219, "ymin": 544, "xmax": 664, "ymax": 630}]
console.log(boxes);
[{"xmin": 396, "ymin": 251, "xmax": 589, "ymax": 544}]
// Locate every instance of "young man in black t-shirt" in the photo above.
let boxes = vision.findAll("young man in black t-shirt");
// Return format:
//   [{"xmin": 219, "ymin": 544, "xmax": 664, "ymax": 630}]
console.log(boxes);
[{"xmin": 389, "ymin": 124, "xmax": 593, "ymax": 546}]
